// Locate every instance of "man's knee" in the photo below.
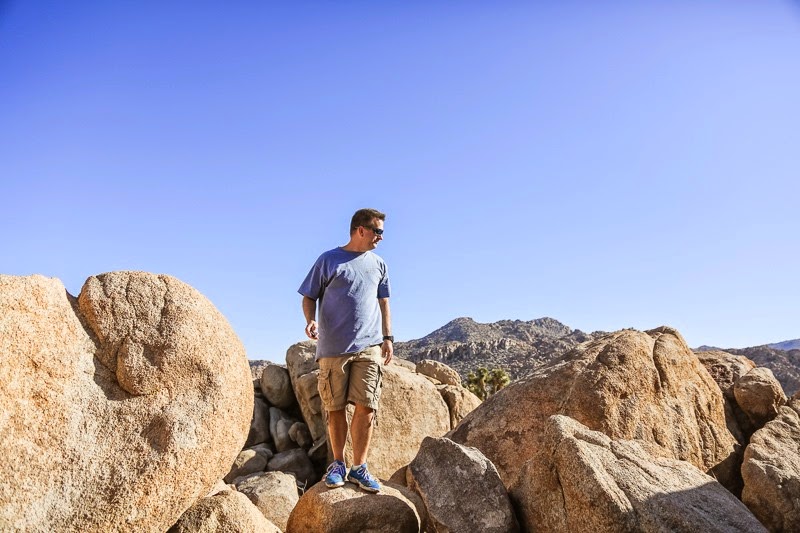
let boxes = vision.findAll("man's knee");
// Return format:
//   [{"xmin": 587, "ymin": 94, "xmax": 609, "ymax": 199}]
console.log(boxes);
[
  {"xmin": 327, "ymin": 408, "xmax": 347, "ymax": 426},
  {"xmin": 353, "ymin": 404, "xmax": 374, "ymax": 415},
  {"xmin": 353, "ymin": 404, "xmax": 375, "ymax": 426}
]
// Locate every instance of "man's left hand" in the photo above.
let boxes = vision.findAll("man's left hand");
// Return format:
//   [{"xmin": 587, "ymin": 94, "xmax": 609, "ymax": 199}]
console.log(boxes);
[{"xmin": 382, "ymin": 340, "xmax": 393, "ymax": 365}]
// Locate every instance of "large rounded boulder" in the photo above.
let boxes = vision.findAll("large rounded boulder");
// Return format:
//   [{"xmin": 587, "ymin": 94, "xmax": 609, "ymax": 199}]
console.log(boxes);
[
  {"xmin": 437, "ymin": 384, "xmax": 483, "ymax": 430},
  {"xmin": 448, "ymin": 327, "xmax": 740, "ymax": 491},
  {"xmin": 169, "ymin": 489, "xmax": 280, "ymax": 533},
  {"xmin": 741, "ymin": 399, "xmax": 800, "ymax": 531},
  {"xmin": 407, "ymin": 437, "xmax": 519, "ymax": 532},
  {"xmin": 0, "ymin": 272, "xmax": 253, "ymax": 532},
  {"xmin": 734, "ymin": 367, "xmax": 787, "ymax": 429},
  {"xmin": 511, "ymin": 415, "xmax": 765, "ymax": 532},
  {"xmin": 286, "ymin": 481, "xmax": 424, "ymax": 533}
]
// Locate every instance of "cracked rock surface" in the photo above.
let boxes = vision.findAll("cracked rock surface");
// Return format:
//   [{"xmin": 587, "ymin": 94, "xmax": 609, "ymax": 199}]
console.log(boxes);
[
  {"xmin": 510, "ymin": 415, "xmax": 765, "ymax": 533},
  {"xmin": 407, "ymin": 436, "xmax": 518, "ymax": 533},
  {"xmin": 742, "ymin": 399, "xmax": 800, "ymax": 531},
  {"xmin": 0, "ymin": 272, "xmax": 252, "ymax": 532}
]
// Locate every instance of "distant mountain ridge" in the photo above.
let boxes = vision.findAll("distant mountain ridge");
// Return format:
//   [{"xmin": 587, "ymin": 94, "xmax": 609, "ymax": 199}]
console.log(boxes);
[
  {"xmin": 701, "ymin": 338, "xmax": 800, "ymax": 352},
  {"xmin": 769, "ymin": 338, "xmax": 800, "ymax": 351},
  {"xmin": 393, "ymin": 317, "xmax": 603, "ymax": 381},
  {"xmin": 396, "ymin": 317, "xmax": 800, "ymax": 396}
]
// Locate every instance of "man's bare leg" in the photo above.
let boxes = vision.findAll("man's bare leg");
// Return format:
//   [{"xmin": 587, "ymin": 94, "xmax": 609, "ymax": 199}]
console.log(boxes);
[
  {"xmin": 351, "ymin": 404, "xmax": 374, "ymax": 465},
  {"xmin": 328, "ymin": 409, "xmax": 348, "ymax": 462}
]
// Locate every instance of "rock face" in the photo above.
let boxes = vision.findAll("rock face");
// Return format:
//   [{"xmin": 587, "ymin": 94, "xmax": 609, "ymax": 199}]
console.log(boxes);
[
  {"xmin": 734, "ymin": 367, "xmax": 787, "ymax": 429},
  {"xmin": 511, "ymin": 415, "xmax": 766, "ymax": 533},
  {"xmin": 286, "ymin": 342, "xmax": 326, "ymax": 442},
  {"xmin": 741, "ymin": 399, "xmax": 800, "ymax": 531},
  {"xmin": 270, "ymin": 406, "xmax": 298, "ymax": 452},
  {"xmin": 0, "ymin": 273, "xmax": 253, "ymax": 532},
  {"xmin": 723, "ymin": 345, "xmax": 800, "ymax": 397},
  {"xmin": 696, "ymin": 350, "xmax": 757, "ymax": 442},
  {"xmin": 249, "ymin": 443, "xmax": 274, "ymax": 463},
  {"xmin": 407, "ymin": 437, "xmax": 518, "ymax": 533},
  {"xmin": 416, "ymin": 359, "xmax": 462, "ymax": 386},
  {"xmin": 168, "ymin": 489, "xmax": 280, "ymax": 533},
  {"xmin": 268, "ymin": 449, "xmax": 316, "ymax": 488},
  {"xmin": 206, "ymin": 480, "xmax": 231, "ymax": 497},
  {"xmin": 437, "ymin": 384, "xmax": 483, "ymax": 430},
  {"xmin": 696, "ymin": 350, "xmax": 757, "ymax": 396},
  {"xmin": 289, "ymin": 421, "xmax": 312, "ymax": 448},
  {"xmin": 245, "ymin": 397, "xmax": 271, "ymax": 448},
  {"xmin": 250, "ymin": 360, "xmax": 272, "ymax": 381},
  {"xmin": 260, "ymin": 363, "xmax": 296, "ymax": 409},
  {"xmin": 235, "ymin": 471, "xmax": 299, "ymax": 532},
  {"xmin": 225, "ymin": 449, "xmax": 269, "ymax": 484},
  {"xmin": 392, "ymin": 357, "xmax": 417, "ymax": 372},
  {"xmin": 448, "ymin": 327, "xmax": 740, "ymax": 491},
  {"xmin": 286, "ymin": 481, "xmax": 425, "ymax": 533}
]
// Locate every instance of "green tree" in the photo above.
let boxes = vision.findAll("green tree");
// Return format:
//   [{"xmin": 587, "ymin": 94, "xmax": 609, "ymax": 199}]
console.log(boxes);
[
  {"xmin": 466, "ymin": 366, "xmax": 511, "ymax": 400},
  {"xmin": 488, "ymin": 368, "xmax": 511, "ymax": 395},
  {"xmin": 466, "ymin": 366, "xmax": 490, "ymax": 400}
]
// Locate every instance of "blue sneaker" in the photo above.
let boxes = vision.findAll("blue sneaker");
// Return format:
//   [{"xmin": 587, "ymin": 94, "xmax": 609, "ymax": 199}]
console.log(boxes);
[
  {"xmin": 347, "ymin": 463, "xmax": 381, "ymax": 493},
  {"xmin": 324, "ymin": 460, "xmax": 346, "ymax": 488}
]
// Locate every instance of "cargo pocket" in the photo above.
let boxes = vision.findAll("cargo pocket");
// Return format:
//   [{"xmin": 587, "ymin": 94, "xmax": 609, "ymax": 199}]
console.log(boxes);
[{"xmin": 317, "ymin": 368, "xmax": 335, "ymax": 410}]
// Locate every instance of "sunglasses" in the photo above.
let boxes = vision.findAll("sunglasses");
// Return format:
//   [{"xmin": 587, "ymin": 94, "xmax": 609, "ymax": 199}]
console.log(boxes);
[{"xmin": 363, "ymin": 226, "xmax": 384, "ymax": 235}]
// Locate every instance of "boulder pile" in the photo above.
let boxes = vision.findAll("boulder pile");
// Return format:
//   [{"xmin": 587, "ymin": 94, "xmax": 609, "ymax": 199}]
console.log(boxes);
[
  {"xmin": 2, "ymin": 273, "xmax": 796, "ymax": 532},
  {"xmin": 239, "ymin": 347, "xmax": 472, "ymax": 484}
]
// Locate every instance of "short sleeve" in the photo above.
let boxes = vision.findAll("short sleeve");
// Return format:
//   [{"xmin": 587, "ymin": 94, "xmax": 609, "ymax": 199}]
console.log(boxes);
[
  {"xmin": 377, "ymin": 262, "xmax": 391, "ymax": 299},
  {"xmin": 298, "ymin": 256, "xmax": 326, "ymax": 300}
]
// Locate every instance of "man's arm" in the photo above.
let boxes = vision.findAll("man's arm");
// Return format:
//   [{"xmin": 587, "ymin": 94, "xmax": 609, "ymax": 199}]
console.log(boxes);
[
  {"xmin": 378, "ymin": 297, "xmax": 393, "ymax": 364},
  {"xmin": 302, "ymin": 296, "xmax": 319, "ymax": 339}
]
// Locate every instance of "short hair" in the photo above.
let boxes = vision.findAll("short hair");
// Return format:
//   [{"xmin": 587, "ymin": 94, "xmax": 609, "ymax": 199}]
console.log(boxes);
[{"xmin": 350, "ymin": 208, "xmax": 386, "ymax": 234}]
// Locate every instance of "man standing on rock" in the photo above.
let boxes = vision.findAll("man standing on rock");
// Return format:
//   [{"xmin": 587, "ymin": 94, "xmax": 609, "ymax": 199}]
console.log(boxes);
[{"xmin": 298, "ymin": 208, "xmax": 393, "ymax": 493}]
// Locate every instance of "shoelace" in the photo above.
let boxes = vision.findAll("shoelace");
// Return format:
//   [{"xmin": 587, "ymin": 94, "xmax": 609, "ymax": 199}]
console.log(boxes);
[
  {"xmin": 355, "ymin": 466, "xmax": 377, "ymax": 483},
  {"xmin": 327, "ymin": 462, "xmax": 346, "ymax": 476}
]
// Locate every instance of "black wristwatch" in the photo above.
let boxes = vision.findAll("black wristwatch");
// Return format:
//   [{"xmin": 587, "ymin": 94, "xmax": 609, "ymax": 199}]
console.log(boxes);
[{"xmin": 383, "ymin": 336, "xmax": 394, "ymax": 342}]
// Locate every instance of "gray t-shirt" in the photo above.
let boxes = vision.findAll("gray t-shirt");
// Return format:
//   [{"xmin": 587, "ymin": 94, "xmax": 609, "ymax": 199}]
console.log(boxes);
[{"xmin": 298, "ymin": 247, "xmax": 391, "ymax": 360}]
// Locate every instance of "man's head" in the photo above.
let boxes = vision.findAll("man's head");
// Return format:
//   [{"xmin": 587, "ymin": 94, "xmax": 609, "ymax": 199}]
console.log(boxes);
[{"xmin": 349, "ymin": 208, "xmax": 385, "ymax": 251}]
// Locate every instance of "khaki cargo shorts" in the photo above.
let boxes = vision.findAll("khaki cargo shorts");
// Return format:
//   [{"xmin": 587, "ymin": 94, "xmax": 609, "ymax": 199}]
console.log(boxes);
[{"xmin": 317, "ymin": 345, "xmax": 384, "ymax": 412}]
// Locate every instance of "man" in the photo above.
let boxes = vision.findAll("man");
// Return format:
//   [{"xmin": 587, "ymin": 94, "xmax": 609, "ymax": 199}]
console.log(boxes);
[{"xmin": 298, "ymin": 208, "xmax": 393, "ymax": 493}]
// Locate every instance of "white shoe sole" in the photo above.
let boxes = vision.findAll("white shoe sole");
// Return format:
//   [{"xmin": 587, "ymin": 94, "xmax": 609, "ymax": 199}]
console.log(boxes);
[{"xmin": 348, "ymin": 477, "xmax": 380, "ymax": 493}]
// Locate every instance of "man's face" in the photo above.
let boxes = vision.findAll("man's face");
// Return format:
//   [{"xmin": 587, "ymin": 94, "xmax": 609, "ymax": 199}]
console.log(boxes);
[{"xmin": 363, "ymin": 218, "xmax": 384, "ymax": 249}]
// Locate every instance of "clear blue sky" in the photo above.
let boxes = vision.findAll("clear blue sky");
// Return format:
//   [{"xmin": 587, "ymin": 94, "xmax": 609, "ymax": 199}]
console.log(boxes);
[{"xmin": 2, "ymin": 1, "xmax": 798, "ymax": 362}]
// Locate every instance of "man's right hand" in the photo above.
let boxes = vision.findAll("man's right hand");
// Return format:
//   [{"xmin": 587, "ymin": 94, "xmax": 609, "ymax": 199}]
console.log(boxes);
[{"xmin": 305, "ymin": 321, "xmax": 319, "ymax": 340}]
